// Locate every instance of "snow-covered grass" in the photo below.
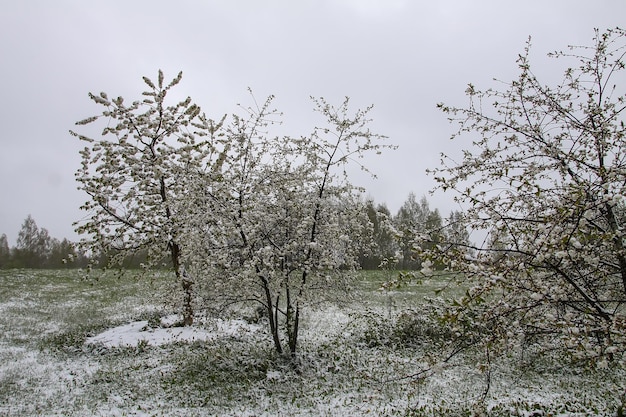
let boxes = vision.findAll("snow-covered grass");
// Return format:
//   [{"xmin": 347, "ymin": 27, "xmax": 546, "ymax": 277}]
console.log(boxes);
[{"xmin": 0, "ymin": 269, "xmax": 624, "ymax": 416}]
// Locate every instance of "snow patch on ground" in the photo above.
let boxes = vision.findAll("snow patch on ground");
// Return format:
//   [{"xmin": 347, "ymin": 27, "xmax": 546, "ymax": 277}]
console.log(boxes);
[{"xmin": 85, "ymin": 315, "xmax": 261, "ymax": 348}]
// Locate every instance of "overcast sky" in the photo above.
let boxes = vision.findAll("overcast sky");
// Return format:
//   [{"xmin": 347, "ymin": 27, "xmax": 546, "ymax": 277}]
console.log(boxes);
[{"xmin": 0, "ymin": 0, "xmax": 624, "ymax": 245}]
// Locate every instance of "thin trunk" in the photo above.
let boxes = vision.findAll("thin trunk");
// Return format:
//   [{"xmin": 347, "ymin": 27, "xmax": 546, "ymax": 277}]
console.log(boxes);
[
  {"xmin": 288, "ymin": 138, "xmax": 339, "ymax": 354},
  {"xmin": 285, "ymin": 279, "xmax": 294, "ymax": 354},
  {"xmin": 260, "ymin": 272, "xmax": 282, "ymax": 354},
  {"xmin": 236, "ymin": 182, "xmax": 284, "ymax": 353},
  {"xmin": 169, "ymin": 239, "xmax": 193, "ymax": 326},
  {"xmin": 289, "ymin": 303, "xmax": 300, "ymax": 355},
  {"xmin": 274, "ymin": 295, "xmax": 281, "ymax": 351},
  {"xmin": 160, "ymin": 175, "xmax": 193, "ymax": 326}
]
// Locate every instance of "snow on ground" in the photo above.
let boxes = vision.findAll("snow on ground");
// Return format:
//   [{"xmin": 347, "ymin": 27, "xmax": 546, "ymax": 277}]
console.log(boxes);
[
  {"xmin": 0, "ymin": 344, "xmax": 101, "ymax": 416},
  {"xmin": 85, "ymin": 315, "xmax": 261, "ymax": 348},
  {"xmin": 2, "ymin": 270, "xmax": 624, "ymax": 416}
]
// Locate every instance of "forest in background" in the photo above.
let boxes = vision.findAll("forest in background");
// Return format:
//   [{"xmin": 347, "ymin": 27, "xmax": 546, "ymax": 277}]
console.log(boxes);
[{"xmin": 0, "ymin": 192, "xmax": 468, "ymax": 271}]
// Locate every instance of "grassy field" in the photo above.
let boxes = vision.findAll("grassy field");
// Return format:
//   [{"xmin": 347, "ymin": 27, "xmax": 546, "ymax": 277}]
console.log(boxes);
[{"xmin": 0, "ymin": 269, "xmax": 624, "ymax": 416}]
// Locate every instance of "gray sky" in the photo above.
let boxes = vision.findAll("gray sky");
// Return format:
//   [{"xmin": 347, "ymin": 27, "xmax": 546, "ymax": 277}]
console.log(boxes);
[{"xmin": 0, "ymin": 0, "xmax": 623, "ymax": 245}]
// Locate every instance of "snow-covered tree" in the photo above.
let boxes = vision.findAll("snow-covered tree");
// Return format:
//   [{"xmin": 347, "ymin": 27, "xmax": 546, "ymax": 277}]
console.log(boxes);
[
  {"xmin": 186, "ymin": 95, "xmax": 391, "ymax": 355},
  {"xmin": 428, "ymin": 28, "xmax": 626, "ymax": 366},
  {"xmin": 71, "ymin": 70, "xmax": 227, "ymax": 326},
  {"xmin": 71, "ymin": 70, "xmax": 392, "ymax": 350}
]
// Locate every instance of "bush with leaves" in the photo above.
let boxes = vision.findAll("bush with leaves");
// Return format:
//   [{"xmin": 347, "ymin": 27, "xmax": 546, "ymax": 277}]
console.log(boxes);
[{"xmin": 425, "ymin": 28, "xmax": 626, "ymax": 368}]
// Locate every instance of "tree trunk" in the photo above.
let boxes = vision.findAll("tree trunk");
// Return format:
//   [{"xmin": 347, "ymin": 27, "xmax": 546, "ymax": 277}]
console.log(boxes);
[
  {"xmin": 159, "ymin": 174, "xmax": 194, "ymax": 326},
  {"xmin": 181, "ymin": 276, "xmax": 194, "ymax": 326},
  {"xmin": 288, "ymin": 303, "xmax": 300, "ymax": 355},
  {"xmin": 170, "ymin": 240, "xmax": 193, "ymax": 326},
  {"xmin": 260, "ymin": 274, "xmax": 283, "ymax": 354}
]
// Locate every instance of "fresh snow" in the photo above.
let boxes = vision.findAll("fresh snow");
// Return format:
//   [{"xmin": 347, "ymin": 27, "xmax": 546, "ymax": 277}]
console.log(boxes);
[
  {"xmin": 2, "ymin": 270, "xmax": 624, "ymax": 416},
  {"xmin": 85, "ymin": 315, "xmax": 261, "ymax": 348}
]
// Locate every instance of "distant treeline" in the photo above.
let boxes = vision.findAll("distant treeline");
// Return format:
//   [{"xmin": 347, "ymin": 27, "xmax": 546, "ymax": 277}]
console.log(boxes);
[
  {"xmin": 2, "ymin": 194, "xmax": 469, "ymax": 270},
  {"xmin": 0, "ymin": 215, "xmax": 151, "ymax": 269}
]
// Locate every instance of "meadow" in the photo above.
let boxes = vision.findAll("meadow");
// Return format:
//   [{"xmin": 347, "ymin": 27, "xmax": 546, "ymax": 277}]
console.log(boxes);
[{"xmin": 0, "ymin": 269, "xmax": 623, "ymax": 416}]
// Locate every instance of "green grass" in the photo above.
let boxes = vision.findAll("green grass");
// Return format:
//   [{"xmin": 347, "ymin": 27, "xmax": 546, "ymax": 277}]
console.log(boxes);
[
  {"xmin": 355, "ymin": 269, "xmax": 468, "ymax": 314},
  {"xmin": 0, "ymin": 269, "xmax": 167, "ymax": 348},
  {"xmin": 0, "ymin": 268, "xmax": 624, "ymax": 416}
]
